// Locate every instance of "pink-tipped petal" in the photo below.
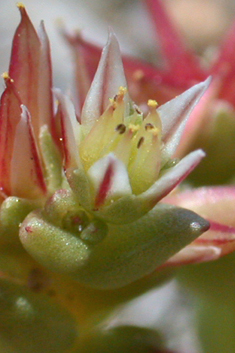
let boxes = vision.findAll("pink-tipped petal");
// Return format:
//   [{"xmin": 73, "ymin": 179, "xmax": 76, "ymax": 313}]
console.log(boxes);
[
  {"xmin": 139, "ymin": 149, "xmax": 205, "ymax": 207},
  {"xmin": 64, "ymin": 31, "xmax": 182, "ymax": 107},
  {"xmin": 175, "ymin": 78, "xmax": 220, "ymax": 157},
  {"xmin": 0, "ymin": 76, "xmax": 22, "ymax": 196},
  {"xmin": 87, "ymin": 153, "xmax": 132, "ymax": 208},
  {"xmin": 145, "ymin": 0, "xmax": 206, "ymax": 83},
  {"xmin": 54, "ymin": 90, "xmax": 81, "ymax": 170},
  {"xmin": 195, "ymin": 221, "xmax": 235, "ymax": 257},
  {"xmin": 164, "ymin": 220, "xmax": 235, "ymax": 266},
  {"xmin": 64, "ymin": 32, "xmax": 95, "ymax": 115},
  {"xmin": 9, "ymin": 5, "xmax": 41, "ymax": 137},
  {"xmin": 158, "ymin": 78, "xmax": 210, "ymax": 157},
  {"xmin": 163, "ymin": 186, "xmax": 235, "ymax": 227},
  {"xmin": 37, "ymin": 21, "xmax": 54, "ymax": 134},
  {"xmin": 163, "ymin": 186, "xmax": 235, "ymax": 261},
  {"xmin": 164, "ymin": 245, "xmax": 221, "ymax": 266},
  {"xmin": 10, "ymin": 105, "xmax": 47, "ymax": 199},
  {"xmin": 81, "ymin": 31, "xmax": 128, "ymax": 131}
]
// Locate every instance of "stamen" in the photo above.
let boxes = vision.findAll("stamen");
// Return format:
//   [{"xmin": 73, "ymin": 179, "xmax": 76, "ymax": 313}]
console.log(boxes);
[
  {"xmin": 128, "ymin": 124, "xmax": 140, "ymax": 133},
  {"xmin": 147, "ymin": 99, "xmax": 158, "ymax": 111},
  {"xmin": 133, "ymin": 104, "xmax": 142, "ymax": 114},
  {"xmin": 137, "ymin": 136, "xmax": 144, "ymax": 149},
  {"xmin": 150, "ymin": 127, "xmax": 160, "ymax": 136},
  {"xmin": 115, "ymin": 86, "xmax": 127, "ymax": 103},
  {"xmin": 115, "ymin": 124, "xmax": 126, "ymax": 134},
  {"xmin": 2, "ymin": 72, "xmax": 14, "ymax": 83},
  {"xmin": 145, "ymin": 123, "xmax": 154, "ymax": 130}
]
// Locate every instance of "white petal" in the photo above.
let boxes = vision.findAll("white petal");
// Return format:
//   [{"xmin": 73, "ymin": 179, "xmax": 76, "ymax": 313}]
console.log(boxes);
[
  {"xmin": 138, "ymin": 149, "xmax": 205, "ymax": 206},
  {"xmin": 81, "ymin": 31, "xmax": 128, "ymax": 131},
  {"xmin": 87, "ymin": 153, "xmax": 132, "ymax": 207},
  {"xmin": 158, "ymin": 78, "xmax": 210, "ymax": 157}
]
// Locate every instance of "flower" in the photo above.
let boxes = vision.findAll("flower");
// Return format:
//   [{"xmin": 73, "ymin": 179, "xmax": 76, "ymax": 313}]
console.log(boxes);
[
  {"xmin": 0, "ymin": 5, "xmax": 210, "ymax": 291},
  {"xmin": 65, "ymin": 0, "xmax": 235, "ymax": 185}
]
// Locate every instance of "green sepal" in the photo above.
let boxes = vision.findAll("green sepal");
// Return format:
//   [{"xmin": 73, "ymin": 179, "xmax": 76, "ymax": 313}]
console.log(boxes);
[
  {"xmin": 0, "ymin": 278, "xmax": 78, "ymax": 353},
  {"xmin": 95, "ymin": 194, "xmax": 149, "ymax": 224},
  {"xmin": 20, "ymin": 204, "xmax": 208, "ymax": 290},
  {"xmin": 43, "ymin": 188, "xmax": 86, "ymax": 228},
  {"xmin": 73, "ymin": 204, "xmax": 209, "ymax": 289},
  {"xmin": 0, "ymin": 197, "xmax": 37, "ymax": 243},
  {"xmin": 66, "ymin": 168, "xmax": 93, "ymax": 210},
  {"xmin": 39, "ymin": 125, "xmax": 65, "ymax": 193},
  {"xmin": 19, "ymin": 210, "xmax": 92, "ymax": 274}
]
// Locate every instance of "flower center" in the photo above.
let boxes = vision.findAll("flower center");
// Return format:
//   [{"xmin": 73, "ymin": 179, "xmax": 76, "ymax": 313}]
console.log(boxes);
[{"xmin": 79, "ymin": 88, "xmax": 163, "ymax": 195}]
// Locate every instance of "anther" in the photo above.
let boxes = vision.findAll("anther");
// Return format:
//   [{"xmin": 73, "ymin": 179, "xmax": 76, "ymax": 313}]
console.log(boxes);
[
  {"xmin": 137, "ymin": 136, "xmax": 144, "ymax": 148},
  {"xmin": 147, "ymin": 99, "xmax": 158, "ymax": 110},
  {"xmin": 133, "ymin": 104, "xmax": 142, "ymax": 114},
  {"xmin": 115, "ymin": 124, "xmax": 126, "ymax": 134},
  {"xmin": 145, "ymin": 123, "xmax": 154, "ymax": 130}
]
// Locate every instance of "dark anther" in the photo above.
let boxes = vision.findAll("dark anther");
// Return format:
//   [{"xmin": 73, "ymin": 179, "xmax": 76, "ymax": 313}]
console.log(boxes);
[
  {"xmin": 137, "ymin": 136, "xmax": 144, "ymax": 148},
  {"xmin": 145, "ymin": 123, "xmax": 154, "ymax": 130},
  {"xmin": 115, "ymin": 123, "xmax": 126, "ymax": 134}
]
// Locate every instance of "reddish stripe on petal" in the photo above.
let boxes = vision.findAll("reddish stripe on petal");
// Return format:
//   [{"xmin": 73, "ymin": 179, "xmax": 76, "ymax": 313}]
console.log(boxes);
[
  {"xmin": 95, "ymin": 160, "xmax": 114, "ymax": 209},
  {"xmin": 55, "ymin": 90, "xmax": 80, "ymax": 170},
  {"xmin": 209, "ymin": 221, "xmax": 235, "ymax": 235},
  {"xmin": 0, "ymin": 76, "xmax": 22, "ymax": 196},
  {"xmin": 10, "ymin": 105, "xmax": 47, "ymax": 199},
  {"xmin": 141, "ymin": 149, "xmax": 205, "ymax": 208},
  {"xmin": 9, "ymin": 5, "xmax": 41, "ymax": 138}
]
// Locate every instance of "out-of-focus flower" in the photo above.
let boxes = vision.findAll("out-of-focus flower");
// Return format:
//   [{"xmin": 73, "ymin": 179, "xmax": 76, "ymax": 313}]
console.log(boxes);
[
  {"xmin": 162, "ymin": 186, "xmax": 235, "ymax": 266},
  {"xmin": 65, "ymin": 0, "xmax": 235, "ymax": 185},
  {"xmin": 0, "ymin": 5, "xmax": 210, "ymax": 291}
]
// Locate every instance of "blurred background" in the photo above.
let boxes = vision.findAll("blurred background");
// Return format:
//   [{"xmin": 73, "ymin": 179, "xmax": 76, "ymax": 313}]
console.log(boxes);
[{"xmin": 0, "ymin": 0, "xmax": 235, "ymax": 90}]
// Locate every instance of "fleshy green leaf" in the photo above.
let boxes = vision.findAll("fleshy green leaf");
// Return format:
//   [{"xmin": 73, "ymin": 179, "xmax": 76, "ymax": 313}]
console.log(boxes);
[{"xmin": 19, "ymin": 204, "xmax": 209, "ymax": 289}]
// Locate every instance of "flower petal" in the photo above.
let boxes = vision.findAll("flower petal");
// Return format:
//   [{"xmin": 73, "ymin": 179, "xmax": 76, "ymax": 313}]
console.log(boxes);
[
  {"xmin": 81, "ymin": 31, "xmax": 128, "ymax": 132},
  {"xmin": 163, "ymin": 186, "xmax": 235, "ymax": 262},
  {"xmin": 10, "ymin": 105, "xmax": 47, "ymax": 199},
  {"xmin": 163, "ymin": 186, "xmax": 235, "ymax": 226},
  {"xmin": 145, "ymin": 0, "xmax": 206, "ymax": 84},
  {"xmin": 0, "ymin": 75, "xmax": 22, "ymax": 196},
  {"xmin": 87, "ymin": 153, "xmax": 132, "ymax": 208},
  {"xmin": 158, "ymin": 78, "xmax": 210, "ymax": 157},
  {"xmin": 164, "ymin": 245, "xmax": 221, "ymax": 266},
  {"xmin": 54, "ymin": 90, "xmax": 81, "ymax": 170},
  {"xmin": 9, "ymin": 4, "xmax": 41, "ymax": 137},
  {"xmin": 139, "ymin": 149, "xmax": 205, "ymax": 208},
  {"xmin": 37, "ymin": 21, "xmax": 54, "ymax": 134}
]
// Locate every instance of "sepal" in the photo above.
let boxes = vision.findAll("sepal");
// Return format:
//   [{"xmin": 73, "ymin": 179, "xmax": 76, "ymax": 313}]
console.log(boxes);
[
  {"xmin": 0, "ymin": 196, "xmax": 38, "ymax": 243},
  {"xmin": 19, "ymin": 202, "xmax": 209, "ymax": 289}
]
